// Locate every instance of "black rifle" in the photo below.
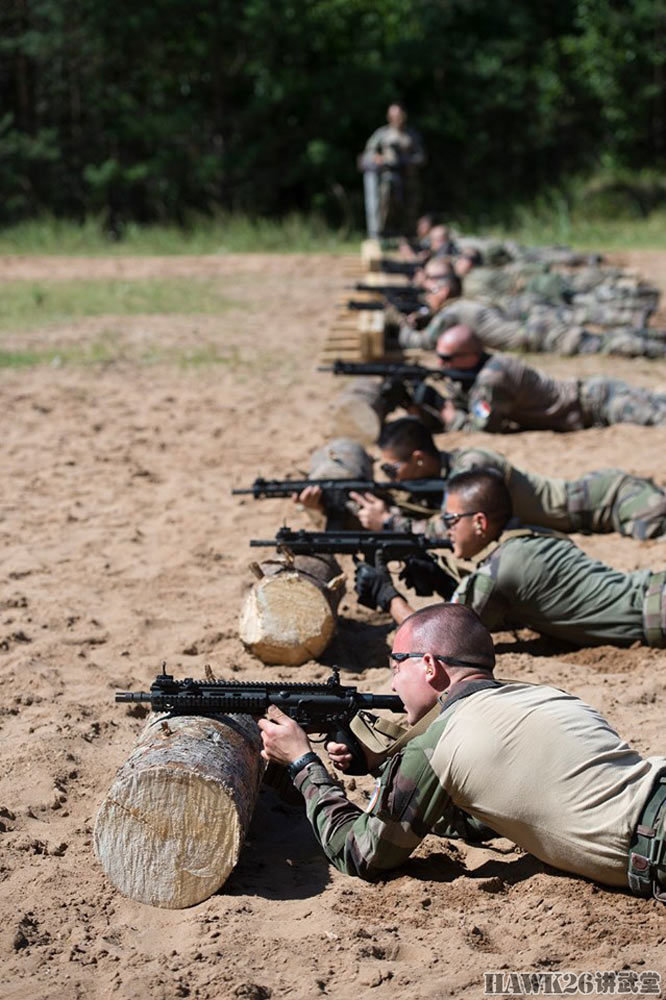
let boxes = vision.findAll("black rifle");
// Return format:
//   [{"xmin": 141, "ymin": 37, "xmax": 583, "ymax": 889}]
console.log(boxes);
[
  {"xmin": 352, "ymin": 282, "xmax": 422, "ymax": 296},
  {"xmin": 232, "ymin": 476, "xmax": 445, "ymax": 503},
  {"xmin": 346, "ymin": 299, "xmax": 385, "ymax": 311},
  {"xmin": 235, "ymin": 477, "xmax": 445, "ymax": 533},
  {"xmin": 318, "ymin": 359, "xmax": 477, "ymax": 389},
  {"xmin": 249, "ymin": 527, "xmax": 452, "ymax": 560},
  {"xmin": 376, "ymin": 259, "xmax": 419, "ymax": 277},
  {"xmin": 116, "ymin": 666, "xmax": 403, "ymax": 775},
  {"xmin": 347, "ymin": 295, "xmax": 423, "ymax": 314}
]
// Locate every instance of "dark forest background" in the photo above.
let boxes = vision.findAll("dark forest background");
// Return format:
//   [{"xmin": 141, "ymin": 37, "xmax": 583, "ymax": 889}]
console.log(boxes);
[{"xmin": 2, "ymin": 0, "xmax": 665, "ymax": 231}]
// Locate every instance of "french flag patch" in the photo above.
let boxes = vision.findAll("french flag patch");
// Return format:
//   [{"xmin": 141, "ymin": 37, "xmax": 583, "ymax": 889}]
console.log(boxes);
[{"xmin": 472, "ymin": 399, "xmax": 491, "ymax": 421}]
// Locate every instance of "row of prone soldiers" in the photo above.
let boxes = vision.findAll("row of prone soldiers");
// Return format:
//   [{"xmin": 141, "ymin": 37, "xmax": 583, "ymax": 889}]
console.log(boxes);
[
  {"xmin": 252, "ymin": 234, "xmax": 666, "ymax": 903},
  {"xmin": 364, "ymin": 215, "xmax": 666, "ymax": 359},
  {"xmin": 344, "ymin": 222, "xmax": 666, "ymax": 434}
]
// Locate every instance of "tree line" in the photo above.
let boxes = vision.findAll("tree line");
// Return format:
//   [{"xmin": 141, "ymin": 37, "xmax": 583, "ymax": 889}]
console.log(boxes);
[{"xmin": 1, "ymin": 0, "xmax": 665, "ymax": 230}]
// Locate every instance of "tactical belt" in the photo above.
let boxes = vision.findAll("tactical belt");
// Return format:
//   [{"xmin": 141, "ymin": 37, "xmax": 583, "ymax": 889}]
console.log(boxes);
[
  {"xmin": 627, "ymin": 770, "xmax": 666, "ymax": 902},
  {"xmin": 642, "ymin": 570, "xmax": 666, "ymax": 648}
]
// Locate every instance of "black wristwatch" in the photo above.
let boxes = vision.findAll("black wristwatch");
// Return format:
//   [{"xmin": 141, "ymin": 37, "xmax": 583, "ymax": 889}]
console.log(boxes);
[{"xmin": 287, "ymin": 751, "xmax": 320, "ymax": 781}]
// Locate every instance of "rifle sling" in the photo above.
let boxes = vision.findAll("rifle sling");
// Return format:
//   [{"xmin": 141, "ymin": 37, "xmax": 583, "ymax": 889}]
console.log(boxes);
[{"xmin": 385, "ymin": 703, "xmax": 441, "ymax": 757}]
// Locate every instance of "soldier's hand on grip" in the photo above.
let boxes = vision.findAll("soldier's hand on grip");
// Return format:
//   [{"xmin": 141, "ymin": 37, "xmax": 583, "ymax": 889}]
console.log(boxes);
[
  {"xmin": 354, "ymin": 553, "xmax": 401, "ymax": 611},
  {"xmin": 398, "ymin": 554, "xmax": 457, "ymax": 599}
]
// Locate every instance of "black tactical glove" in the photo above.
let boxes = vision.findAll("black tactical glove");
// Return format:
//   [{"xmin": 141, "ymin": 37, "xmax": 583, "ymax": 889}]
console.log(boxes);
[
  {"xmin": 354, "ymin": 555, "xmax": 402, "ymax": 611},
  {"xmin": 379, "ymin": 376, "xmax": 412, "ymax": 413},
  {"xmin": 398, "ymin": 554, "xmax": 457, "ymax": 599},
  {"xmin": 409, "ymin": 382, "xmax": 445, "ymax": 433}
]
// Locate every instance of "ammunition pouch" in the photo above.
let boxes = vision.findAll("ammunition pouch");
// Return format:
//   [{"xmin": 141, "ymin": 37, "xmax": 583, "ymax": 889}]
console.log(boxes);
[
  {"xmin": 348, "ymin": 703, "xmax": 442, "ymax": 772},
  {"xmin": 349, "ymin": 710, "xmax": 407, "ymax": 761}
]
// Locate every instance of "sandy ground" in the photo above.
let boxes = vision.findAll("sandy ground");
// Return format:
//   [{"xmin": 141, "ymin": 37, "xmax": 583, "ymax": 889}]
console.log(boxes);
[{"xmin": 1, "ymin": 250, "xmax": 666, "ymax": 1000}]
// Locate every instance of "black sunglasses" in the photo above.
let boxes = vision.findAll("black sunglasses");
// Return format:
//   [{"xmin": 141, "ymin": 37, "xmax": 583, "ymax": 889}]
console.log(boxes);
[
  {"xmin": 437, "ymin": 351, "xmax": 466, "ymax": 364},
  {"xmin": 390, "ymin": 651, "xmax": 491, "ymax": 669},
  {"xmin": 441, "ymin": 511, "xmax": 479, "ymax": 528},
  {"xmin": 380, "ymin": 460, "xmax": 402, "ymax": 480}
]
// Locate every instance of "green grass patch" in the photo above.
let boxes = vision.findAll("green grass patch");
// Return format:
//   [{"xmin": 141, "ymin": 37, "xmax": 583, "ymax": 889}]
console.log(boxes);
[
  {"xmin": 0, "ymin": 341, "xmax": 241, "ymax": 369},
  {"xmin": 4, "ymin": 199, "xmax": 666, "ymax": 258},
  {"xmin": 488, "ymin": 205, "xmax": 666, "ymax": 252},
  {"xmin": 0, "ymin": 277, "xmax": 237, "ymax": 330},
  {"xmin": 0, "ymin": 213, "xmax": 361, "ymax": 256}
]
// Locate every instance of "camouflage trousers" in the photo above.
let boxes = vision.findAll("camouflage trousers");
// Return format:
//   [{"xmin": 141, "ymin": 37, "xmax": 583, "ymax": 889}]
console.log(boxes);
[
  {"xmin": 578, "ymin": 377, "xmax": 666, "ymax": 427},
  {"xmin": 566, "ymin": 469, "xmax": 666, "ymax": 539},
  {"xmin": 483, "ymin": 299, "xmax": 666, "ymax": 357},
  {"xmin": 517, "ymin": 299, "xmax": 653, "ymax": 332},
  {"xmin": 582, "ymin": 328, "xmax": 666, "ymax": 359},
  {"xmin": 378, "ymin": 172, "xmax": 420, "ymax": 237},
  {"xmin": 643, "ymin": 571, "xmax": 666, "ymax": 647},
  {"xmin": 522, "ymin": 305, "xmax": 666, "ymax": 358}
]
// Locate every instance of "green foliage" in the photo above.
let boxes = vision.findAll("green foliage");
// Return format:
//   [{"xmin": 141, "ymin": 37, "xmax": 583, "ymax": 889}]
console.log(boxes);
[{"xmin": 1, "ymin": 0, "xmax": 665, "ymax": 227}]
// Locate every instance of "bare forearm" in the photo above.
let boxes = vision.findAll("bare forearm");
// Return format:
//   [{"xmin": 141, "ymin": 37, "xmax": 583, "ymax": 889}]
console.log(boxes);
[{"xmin": 389, "ymin": 594, "xmax": 415, "ymax": 625}]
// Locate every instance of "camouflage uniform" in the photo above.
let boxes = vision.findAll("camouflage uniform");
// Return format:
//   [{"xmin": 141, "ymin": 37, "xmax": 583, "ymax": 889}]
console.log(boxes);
[
  {"xmin": 466, "ymin": 264, "xmax": 660, "ymax": 318},
  {"xmin": 564, "ymin": 267, "xmax": 660, "ymax": 313},
  {"xmin": 445, "ymin": 354, "xmax": 666, "ymax": 432},
  {"xmin": 398, "ymin": 297, "xmax": 666, "ymax": 358},
  {"xmin": 293, "ymin": 679, "xmax": 666, "ymax": 884},
  {"xmin": 425, "ymin": 450, "xmax": 666, "ymax": 540},
  {"xmin": 363, "ymin": 125, "xmax": 425, "ymax": 236},
  {"xmin": 447, "ymin": 526, "xmax": 666, "ymax": 647},
  {"xmin": 454, "ymin": 237, "xmax": 602, "ymax": 268}
]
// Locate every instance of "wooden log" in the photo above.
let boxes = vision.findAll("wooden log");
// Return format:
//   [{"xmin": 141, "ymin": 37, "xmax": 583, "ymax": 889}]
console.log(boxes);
[
  {"xmin": 309, "ymin": 437, "xmax": 373, "ymax": 480},
  {"xmin": 328, "ymin": 376, "xmax": 389, "ymax": 443},
  {"xmin": 239, "ymin": 553, "xmax": 346, "ymax": 665},
  {"xmin": 361, "ymin": 239, "xmax": 383, "ymax": 266},
  {"xmin": 301, "ymin": 437, "xmax": 374, "ymax": 531},
  {"xmin": 320, "ymin": 349, "xmax": 369, "ymax": 362},
  {"xmin": 94, "ymin": 712, "xmax": 263, "ymax": 909},
  {"xmin": 358, "ymin": 310, "xmax": 385, "ymax": 334}
]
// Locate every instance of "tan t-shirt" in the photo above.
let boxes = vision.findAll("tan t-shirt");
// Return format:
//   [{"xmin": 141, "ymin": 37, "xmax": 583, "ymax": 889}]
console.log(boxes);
[{"xmin": 431, "ymin": 682, "xmax": 664, "ymax": 885}]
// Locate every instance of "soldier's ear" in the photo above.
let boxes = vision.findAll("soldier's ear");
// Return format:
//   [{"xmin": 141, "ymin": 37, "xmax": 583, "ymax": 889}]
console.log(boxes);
[
  {"xmin": 424, "ymin": 653, "xmax": 449, "ymax": 690},
  {"xmin": 475, "ymin": 512, "xmax": 488, "ymax": 532}
]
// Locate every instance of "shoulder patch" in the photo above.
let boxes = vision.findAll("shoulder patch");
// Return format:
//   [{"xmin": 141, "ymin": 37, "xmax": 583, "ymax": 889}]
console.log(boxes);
[
  {"xmin": 472, "ymin": 399, "xmax": 491, "ymax": 421},
  {"xmin": 365, "ymin": 779, "xmax": 382, "ymax": 813}
]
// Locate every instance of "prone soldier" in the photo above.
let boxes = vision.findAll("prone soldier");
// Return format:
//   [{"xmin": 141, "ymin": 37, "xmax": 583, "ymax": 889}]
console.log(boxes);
[
  {"xmin": 258, "ymin": 602, "xmax": 666, "ymax": 897},
  {"xmin": 399, "ymin": 296, "xmax": 666, "ymax": 358},
  {"xmin": 346, "ymin": 417, "xmax": 666, "ymax": 541},
  {"xmin": 421, "ymin": 325, "xmax": 666, "ymax": 432},
  {"xmin": 355, "ymin": 468, "xmax": 666, "ymax": 649}
]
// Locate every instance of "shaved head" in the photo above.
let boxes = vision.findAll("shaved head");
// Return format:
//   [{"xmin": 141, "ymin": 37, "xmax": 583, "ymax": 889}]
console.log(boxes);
[
  {"xmin": 424, "ymin": 258, "xmax": 452, "ymax": 279},
  {"xmin": 398, "ymin": 603, "xmax": 495, "ymax": 673},
  {"xmin": 437, "ymin": 324, "xmax": 483, "ymax": 358}
]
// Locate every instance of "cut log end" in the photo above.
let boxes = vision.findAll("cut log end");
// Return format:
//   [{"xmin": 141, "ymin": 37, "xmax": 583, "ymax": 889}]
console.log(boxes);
[
  {"xmin": 239, "ymin": 568, "xmax": 338, "ymax": 665},
  {"xmin": 95, "ymin": 768, "xmax": 240, "ymax": 909},
  {"xmin": 94, "ymin": 714, "xmax": 264, "ymax": 908}
]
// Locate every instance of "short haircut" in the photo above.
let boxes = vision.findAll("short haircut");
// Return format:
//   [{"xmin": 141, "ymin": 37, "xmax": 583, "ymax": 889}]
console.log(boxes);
[
  {"xmin": 447, "ymin": 468, "xmax": 512, "ymax": 528},
  {"xmin": 402, "ymin": 603, "xmax": 495, "ymax": 672},
  {"xmin": 378, "ymin": 417, "xmax": 440, "ymax": 460}
]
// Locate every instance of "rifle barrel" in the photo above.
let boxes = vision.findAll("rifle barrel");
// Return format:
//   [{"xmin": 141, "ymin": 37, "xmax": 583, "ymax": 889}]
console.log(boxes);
[{"xmin": 232, "ymin": 477, "xmax": 445, "ymax": 499}]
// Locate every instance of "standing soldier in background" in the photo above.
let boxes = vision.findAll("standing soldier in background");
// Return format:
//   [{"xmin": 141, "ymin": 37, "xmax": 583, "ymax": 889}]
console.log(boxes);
[{"xmin": 359, "ymin": 103, "xmax": 425, "ymax": 238}]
